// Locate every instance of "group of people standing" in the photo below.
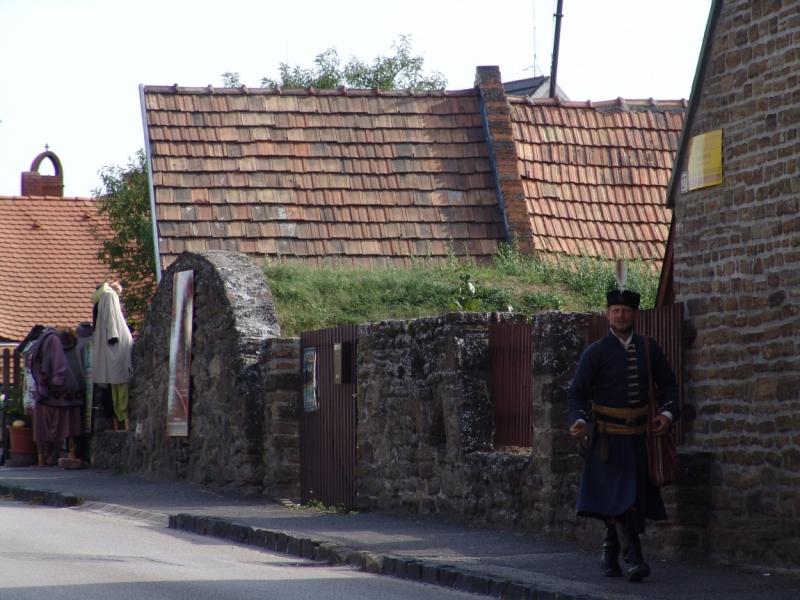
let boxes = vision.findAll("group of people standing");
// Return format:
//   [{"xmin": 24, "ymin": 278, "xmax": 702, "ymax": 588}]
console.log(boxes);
[{"xmin": 21, "ymin": 281, "xmax": 133, "ymax": 467}]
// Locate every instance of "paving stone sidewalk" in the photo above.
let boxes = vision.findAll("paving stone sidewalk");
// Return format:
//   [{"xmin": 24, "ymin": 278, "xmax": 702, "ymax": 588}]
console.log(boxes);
[{"xmin": 0, "ymin": 467, "xmax": 797, "ymax": 600}]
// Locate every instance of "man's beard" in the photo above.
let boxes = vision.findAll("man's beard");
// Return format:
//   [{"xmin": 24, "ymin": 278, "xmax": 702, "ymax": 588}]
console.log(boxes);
[{"xmin": 611, "ymin": 323, "xmax": 634, "ymax": 335}]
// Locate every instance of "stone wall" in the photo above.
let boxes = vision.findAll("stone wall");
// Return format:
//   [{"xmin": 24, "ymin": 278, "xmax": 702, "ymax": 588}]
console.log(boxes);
[
  {"xmin": 529, "ymin": 312, "xmax": 592, "ymax": 539},
  {"xmin": 354, "ymin": 310, "xmax": 722, "ymax": 562},
  {"xmin": 356, "ymin": 312, "xmax": 523, "ymax": 515},
  {"xmin": 673, "ymin": 0, "xmax": 800, "ymax": 569},
  {"xmin": 356, "ymin": 311, "xmax": 597, "ymax": 535},
  {"xmin": 260, "ymin": 337, "xmax": 301, "ymax": 500},
  {"xmin": 128, "ymin": 251, "xmax": 281, "ymax": 497}
]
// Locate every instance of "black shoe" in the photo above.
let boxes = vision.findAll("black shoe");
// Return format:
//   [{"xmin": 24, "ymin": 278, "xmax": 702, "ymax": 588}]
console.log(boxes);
[
  {"xmin": 600, "ymin": 524, "xmax": 623, "ymax": 577},
  {"xmin": 615, "ymin": 512, "xmax": 651, "ymax": 583},
  {"xmin": 627, "ymin": 561, "xmax": 651, "ymax": 583}
]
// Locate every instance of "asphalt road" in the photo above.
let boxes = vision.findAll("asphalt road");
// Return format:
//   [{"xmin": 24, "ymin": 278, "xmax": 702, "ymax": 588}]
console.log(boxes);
[
  {"xmin": 0, "ymin": 502, "xmax": 471, "ymax": 600},
  {"xmin": 2, "ymin": 468, "xmax": 800, "ymax": 600}
]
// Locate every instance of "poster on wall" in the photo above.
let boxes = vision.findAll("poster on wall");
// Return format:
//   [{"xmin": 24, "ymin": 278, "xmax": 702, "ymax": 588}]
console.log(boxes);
[
  {"xmin": 83, "ymin": 340, "xmax": 93, "ymax": 433},
  {"xmin": 302, "ymin": 347, "xmax": 317, "ymax": 412},
  {"xmin": 687, "ymin": 129, "xmax": 723, "ymax": 191},
  {"xmin": 167, "ymin": 270, "xmax": 194, "ymax": 437}
]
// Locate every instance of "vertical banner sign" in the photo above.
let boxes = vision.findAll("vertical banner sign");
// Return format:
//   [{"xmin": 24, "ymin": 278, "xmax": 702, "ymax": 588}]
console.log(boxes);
[
  {"xmin": 303, "ymin": 347, "xmax": 317, "ymax": 412},
  {"xmin": 167, "ymin": 270, "xmax": 194, "ymax": 437},
  {"xmin": 83, "ymin": 341, "xmax": 93, "ymax": 433},
  {"xmin": 687, "ymin": 129, "xmax": 723, "ymax": 191}
]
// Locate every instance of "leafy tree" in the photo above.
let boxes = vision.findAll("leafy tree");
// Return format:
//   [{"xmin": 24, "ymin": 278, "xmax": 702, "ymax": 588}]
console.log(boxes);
[
  {"xmin": 221, "ymin": 71, "xmax": 241, "ymax": 87},
  {"xmin": 341, "ymin": 36, "xmax": 447, "ymax": 90},
  {"xmin": 239, "ymin": 36, "xmax": 447, "ymax": 90},
  {"xmin": 261, "ymin": 47, "xmax": 344, "ymax": 89},
  {"xmin": 91, "ymin": 150, "xmax": 156, "ymax": 329}
]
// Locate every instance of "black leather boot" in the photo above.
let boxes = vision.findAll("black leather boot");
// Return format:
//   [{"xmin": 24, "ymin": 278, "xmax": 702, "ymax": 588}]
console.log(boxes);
[
  {"xmin": 600, "ymin": 522, "xmax": 622, "ymax": 577},
  {"xmin": 615, "ymin": 512, "xmax": 650, "ymax": 582}
]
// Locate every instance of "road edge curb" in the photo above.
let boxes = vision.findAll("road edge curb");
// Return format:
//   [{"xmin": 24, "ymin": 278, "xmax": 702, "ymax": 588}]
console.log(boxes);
[
  {"xmin": 0, "ymin": 482, "xmax": 79, "ymax": 507},
  {"xmin": 170, "ymin": 512, "xmax": 603, "ymax": 600}
]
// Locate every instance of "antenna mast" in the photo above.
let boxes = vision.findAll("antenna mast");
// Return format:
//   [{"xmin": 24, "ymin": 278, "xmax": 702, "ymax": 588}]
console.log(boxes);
[
  {"xmin": 549, "ymin": 0, "xmax": 564, "ymax": 98},
  {"xmin": 533, "ymin": 0, "xmax": 539, "ymax": 76}
]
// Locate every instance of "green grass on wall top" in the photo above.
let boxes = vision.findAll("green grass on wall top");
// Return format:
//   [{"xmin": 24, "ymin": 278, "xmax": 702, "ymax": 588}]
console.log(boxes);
[{"xmin": 263, "ymin": 244, "xmax": 660, "ymax": 337}]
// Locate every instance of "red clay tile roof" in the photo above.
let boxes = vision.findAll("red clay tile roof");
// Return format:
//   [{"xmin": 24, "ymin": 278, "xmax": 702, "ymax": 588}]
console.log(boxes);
[
  {"xmin": 508, "ymin": 96, "xmax": 685, "ymax": 263},
  {"xmin": 0, "ymin": 196, "xmax": 111, "ymax": 342},
  {"xmin": 143, "ymin": 86, "xmax": 507, "ymax": 270}
]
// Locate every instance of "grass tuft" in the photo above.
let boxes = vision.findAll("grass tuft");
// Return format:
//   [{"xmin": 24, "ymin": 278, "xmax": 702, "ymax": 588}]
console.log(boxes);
[{"xmin": 263, "ymin": 247, "xmax": 660, "ymax": 337}]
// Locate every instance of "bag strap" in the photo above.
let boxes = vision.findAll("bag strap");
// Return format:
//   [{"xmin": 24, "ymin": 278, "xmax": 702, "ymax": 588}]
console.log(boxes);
[{"xmin": 644, "ymin": 336, "xmax": 659, "ymax": 424}]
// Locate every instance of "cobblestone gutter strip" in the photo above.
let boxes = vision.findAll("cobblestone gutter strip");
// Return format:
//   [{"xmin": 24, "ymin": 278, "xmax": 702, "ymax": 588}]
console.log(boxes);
[
  {"xmin": 76, "ymin": 501, "xmax": 170, "ymax": 525},
  {"xmin": 0, "ymin": 483, "xmax": 79, "ymax": 507},
  {"xmin": 170, "ymin": 513, "xmax": 602, "ymax": 600}
]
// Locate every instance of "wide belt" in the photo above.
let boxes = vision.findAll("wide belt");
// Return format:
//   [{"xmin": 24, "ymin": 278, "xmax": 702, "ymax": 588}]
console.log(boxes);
[{"xmin": 594, "ymin": 405, "xmax": 648, "ymax": 435}]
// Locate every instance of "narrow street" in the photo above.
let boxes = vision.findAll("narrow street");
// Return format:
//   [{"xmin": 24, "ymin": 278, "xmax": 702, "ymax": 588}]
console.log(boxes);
[{"xmin": 0, "ymin": 503, "xmax": 470, "ymax": 600}]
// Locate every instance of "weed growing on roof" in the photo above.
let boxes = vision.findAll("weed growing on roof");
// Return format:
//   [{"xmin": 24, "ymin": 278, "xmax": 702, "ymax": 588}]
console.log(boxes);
[{"xmin": 263, "ymin": 247, "xmax": 660, "ymax": 336}]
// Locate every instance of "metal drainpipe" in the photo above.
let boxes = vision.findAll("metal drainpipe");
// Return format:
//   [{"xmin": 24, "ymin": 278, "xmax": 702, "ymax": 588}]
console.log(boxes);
[
  {"xmin": 477, "ymin": 90, "xmax": 511, "ymax": 245},
  {"xmin": 139, "ymin": 83, "xmax": 162, "ymax": 283},
  {"xmin": 549, "ymin": 0, "xmax": 565, "ymax": 99}
]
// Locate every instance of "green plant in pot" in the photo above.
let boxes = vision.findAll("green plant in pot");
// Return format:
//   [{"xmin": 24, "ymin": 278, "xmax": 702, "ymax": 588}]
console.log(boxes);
[{"xmin": 2, "ymin": 387, "xmax": 32, "ymax": 428}]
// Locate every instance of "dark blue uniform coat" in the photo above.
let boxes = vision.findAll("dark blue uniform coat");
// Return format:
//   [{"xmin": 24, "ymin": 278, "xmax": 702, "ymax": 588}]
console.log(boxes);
[{"xmin": 568, "ymin": 332, "xmax": 680, "ymax": 533}]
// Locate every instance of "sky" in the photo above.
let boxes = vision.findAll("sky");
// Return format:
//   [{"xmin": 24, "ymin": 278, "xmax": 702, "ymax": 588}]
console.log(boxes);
[{"xmin": 0, "ymin": 0, "xmax": 713, "ymax": 198}]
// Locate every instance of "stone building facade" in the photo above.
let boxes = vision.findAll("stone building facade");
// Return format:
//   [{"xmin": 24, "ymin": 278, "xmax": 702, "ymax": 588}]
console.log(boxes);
[{"xmin": 668, "ymin": 0, "xmax": 800, "ymax": 569}]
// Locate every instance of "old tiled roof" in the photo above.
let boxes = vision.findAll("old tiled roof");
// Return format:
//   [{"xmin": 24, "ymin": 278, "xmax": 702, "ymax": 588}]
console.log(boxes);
[
  {"xmin": 508, "ymin": 96, "xmax": 685, "ymax": 262},
  {"xmin": 0, "ymin": 196, "xmax": 111, "ymax": 342},
  {"xmin": 143, "ymin": 86, "xmax": 507, "ymax": 269}
]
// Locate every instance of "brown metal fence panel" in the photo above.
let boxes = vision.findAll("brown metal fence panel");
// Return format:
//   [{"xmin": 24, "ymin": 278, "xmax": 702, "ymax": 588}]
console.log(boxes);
[
  {"xmin": 299, "ymin": 325, "xmax": 358, "ymax": 511},
  {"xmin": 489, "ymin": 323, "xmax": 533, "ymax": 447},
  {"xmin": 588, "ymin": 303, "xmax": 685, "ymax": 444}
]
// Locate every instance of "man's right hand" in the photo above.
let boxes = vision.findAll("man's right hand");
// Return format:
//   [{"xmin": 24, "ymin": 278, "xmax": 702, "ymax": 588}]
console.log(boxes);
[{"xmin": 570, "ymin": 421, "xmax": 586, "ymax": 438}]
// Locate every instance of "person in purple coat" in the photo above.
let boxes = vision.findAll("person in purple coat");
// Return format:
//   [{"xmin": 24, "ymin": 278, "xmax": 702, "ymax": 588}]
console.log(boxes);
[{"xmin": 568, "ymin": 290, "xmax": 679, "ymax": 582}]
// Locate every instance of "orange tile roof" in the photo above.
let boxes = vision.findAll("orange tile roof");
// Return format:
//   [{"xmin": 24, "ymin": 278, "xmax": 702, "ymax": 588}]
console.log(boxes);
[
  {"xmin": 0, "ymin": 196, "xmax": 111, "ymax": 342},
  {"xmin": 508, "ymin": 96, "xmax": 685, "ymax": 263},
  {"xmin": 143, "ymin": 86, "xmax": 506, "ymax": 269}
]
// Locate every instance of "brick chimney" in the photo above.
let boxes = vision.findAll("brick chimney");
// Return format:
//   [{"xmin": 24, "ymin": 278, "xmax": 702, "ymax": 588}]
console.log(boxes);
[{"xmin": 21, "ymin": 151, "xmax": 64, "ymax": 197}]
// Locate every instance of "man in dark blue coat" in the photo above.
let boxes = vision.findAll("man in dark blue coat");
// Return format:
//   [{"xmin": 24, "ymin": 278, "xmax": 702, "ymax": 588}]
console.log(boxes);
[{"xmin": 568, "ymin": 290, "xmax": 679, "ymax": 582}]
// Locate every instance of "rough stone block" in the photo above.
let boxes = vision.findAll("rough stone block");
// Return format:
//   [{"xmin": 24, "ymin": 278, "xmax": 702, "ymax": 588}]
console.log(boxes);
[
  {"xmin": 505, "ymin": 582, "xmax": 533, "ymax": 600},
  {"xmin": 286, "ymin": 535, "xmax": 302, "ymax": 556},
  {"xmin": 405, "ymin": 560, "xmax": 423, "ymax": 581},
  {"xmin": 300, "ymin": 538, "xmax": 320, "ymax": 558},
  {"xmin": 437, "ymin": 566, "xmax": 461, "ymax": 587},
  {"xmin": 275, "ymin": 532, "xmax": 289, "ymax": 553},
  {"xmin": 420, "ymin": 562, "xmax": 440, "ymax": 584},
  {"xmin": 489, "ymin": 578, "xmax": 510, "ymax": 598},
  {"xmin": 454, "ymin": 571, "xmax": 472, "ymax": 592},
  {"xmin": 265, "ymin": 530, "xmax": 277, "ymax": 550}
]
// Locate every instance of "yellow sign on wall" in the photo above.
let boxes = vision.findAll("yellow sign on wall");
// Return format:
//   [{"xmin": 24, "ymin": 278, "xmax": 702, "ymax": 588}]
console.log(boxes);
[{"xmin": 687, "ymin": 129, "xmax": 722, "ymax": 191}]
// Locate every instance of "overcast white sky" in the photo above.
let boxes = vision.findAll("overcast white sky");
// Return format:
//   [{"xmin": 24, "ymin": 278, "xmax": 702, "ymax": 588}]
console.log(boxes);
[{"xmin": 0, "ymin": 0, "xmax": 712, "ymax": 197}]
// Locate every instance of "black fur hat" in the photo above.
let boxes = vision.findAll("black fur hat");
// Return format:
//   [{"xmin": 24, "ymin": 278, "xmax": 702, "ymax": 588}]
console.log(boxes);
[{"xmin": 606, "ymin": 289, "xmax": 640, "ymax": 310}]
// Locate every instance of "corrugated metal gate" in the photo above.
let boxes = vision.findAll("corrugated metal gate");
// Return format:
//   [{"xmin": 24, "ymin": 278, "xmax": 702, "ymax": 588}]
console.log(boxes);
[
  {"xmin": 299, "ymin": 325, "xmax": 358, "ymax": 511},
  {"xmin": 589, "ymin": 302, "xmax": 685, "ymax": 444},
  {"xmin": 489, "ymin": 323, "xmax": 533, "ymax": 446}
]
